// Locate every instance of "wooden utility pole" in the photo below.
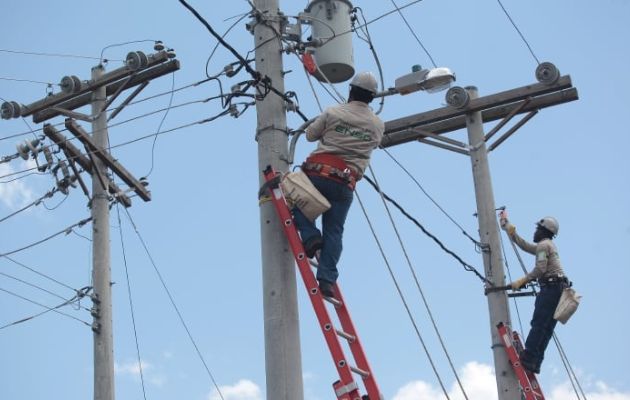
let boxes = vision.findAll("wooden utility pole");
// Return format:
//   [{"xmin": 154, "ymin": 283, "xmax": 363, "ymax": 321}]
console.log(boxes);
[
  {"xmin": 381, "ymin": 70, "xmax": 578, "ymax": 400},
  {"xmin": 252, "ymin": 1, "xmax": 305, "ymax": 399},
  {"xmin": 2, "ymin": 48, "xmax": 179, "ymax": 400}
]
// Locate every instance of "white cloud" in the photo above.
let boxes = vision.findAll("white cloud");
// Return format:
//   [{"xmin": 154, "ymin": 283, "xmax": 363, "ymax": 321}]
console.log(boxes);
[
  {"xmin": 115, "ymin": 360, "xmax": 166, "ymax": 387},
  {"xmin": 393, "ymin": 362, "xmax": 630, "ymax": 400},
  {"xmin": 208, "ymin": 379, "xmax": 262, "ymax": 400},
  {"xmin": 550, "ymin": 381, "xmax": 630, "ymax": 400},
  {"xmin": 115, "ymin": 360, "xmax": 153, "ymax": 376},
  {"xmin": 0, "ymin": 162, "xmax": 35, "ymax": 209}
]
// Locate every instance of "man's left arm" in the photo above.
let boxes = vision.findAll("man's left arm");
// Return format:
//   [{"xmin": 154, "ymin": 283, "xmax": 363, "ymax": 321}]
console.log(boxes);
[{"xmin": 305, "ymin": 110, "xmax": 328, "ymax": 142}]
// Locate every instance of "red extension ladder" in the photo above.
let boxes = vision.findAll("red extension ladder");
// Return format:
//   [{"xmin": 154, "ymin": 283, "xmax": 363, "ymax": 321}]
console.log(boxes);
[
  {"xmin": 497, "ymin": 322, "xmax": 545, "ymax": 400},
  {"xmin": 262, "ymin": 166, "xmax": 382, "ymax": 400}
]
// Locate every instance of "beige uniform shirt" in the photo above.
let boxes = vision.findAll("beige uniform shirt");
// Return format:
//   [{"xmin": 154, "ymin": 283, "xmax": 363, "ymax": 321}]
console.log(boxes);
[
  {"xmin": 509, "ymin": 229, "xmax": 565, "ymax": 281},
  {"xmin": 306, "ymin": 101, "xmax": 385, "ymax": 179}
]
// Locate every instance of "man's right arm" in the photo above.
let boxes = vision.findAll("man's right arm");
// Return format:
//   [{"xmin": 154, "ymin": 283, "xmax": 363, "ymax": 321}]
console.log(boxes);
[{"xmin": 500, "ymin": 211, "xmax": 536, "ymax": 254}]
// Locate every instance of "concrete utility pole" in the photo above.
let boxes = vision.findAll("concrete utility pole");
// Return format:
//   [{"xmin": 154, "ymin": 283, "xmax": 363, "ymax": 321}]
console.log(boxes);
[
  {"xmin": 464, "ymin": 86, "xmax": 519, "ymax": 398},
  {"xmin": 90, "ymin": 65, "xmax": 115, "ymax": 400},
  {"xmin": 252, "ymin": 1, "xmax": 304, "ymax": 399},
  {"xmin": 2, "ymin": 48, "xmax": 178, "ymax": 400},
  {"xmin": 381, "ymin": 70, "xmax": 578, "ymax": 400}
]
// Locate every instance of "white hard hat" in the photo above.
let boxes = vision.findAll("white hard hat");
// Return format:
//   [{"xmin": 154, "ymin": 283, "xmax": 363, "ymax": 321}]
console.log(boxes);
[
  {"xmin": 537, "ymin": 216, "xmax": 559, "ymax": 236},
  {"xmin": 350, "ymin": 71, "xmax": 378, "ymax": 94}
]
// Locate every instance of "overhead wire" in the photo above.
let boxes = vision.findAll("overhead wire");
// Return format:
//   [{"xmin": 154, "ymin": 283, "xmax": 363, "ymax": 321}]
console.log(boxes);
[
  {"xmin": 42, "ymin": 192, "xmax": 69, "ymax": 211},
  {"xmin": 366, "ymin": 164, "xmax": 469, "ymax": 400},
  {"xmin": 336, "ymin": 0, "xmax": 426, "ymax": 39},
  {"xmin": 2, "ymin": 255, "xmax": 83, "ymax": 293},
  {"xmin": 495, "ymin": 0, "xmax": 540, "ymax": 65},
  {"xmin": 144, "ymin": 71, "xmax": 176, "ymax": 178},
  {"xmin": 205, "ymin": 12, "xmax": 252, "ymax": 79},
  {"xmin": 0, "ymin": 48, "xmax": 104, "ymax": 61},
  {"xmin": 0, "ymin": 187, "xmax": 58, "ymax": 224},
  {"xmin": 0, "ymin": 76, "xmax": 56, "ymax": 86},
  {"xmin": 362, "ymin": 174, "xmax": 490, "ymax": 285},
  {"xmin": 121, "ymin": 206, "xmax": 225, "ymax": 400},
  {"xmin": 99, "ymin": 40, "xmax": 158, "ymax": 64},
  {"xmin": 354, "ymin": 188, "xmax": 451, "ymax": 399},
  {"xmin": 0, "ymin": 286, "xmax": 92, "ymax": 330},
  {"xmin": 0, "ymin": 217, "xmax": 91, "ymax": 258},
  {"xmin": 352, "ymin": 7, "xmax": 386, "ymax": 114},
  {"xmin": 0, "ymin": 270, "xmax": 90, "ymax": 312},
  {"xmin": 178, "ymin": 0, "xmax": 309, "ymax": 122},
  {"xmin": 388, "ymin": 0, "xmax": 437, "ymax": 68},
  {"xmin": 382, "ymin": 148, "xmax": 483, "ymax": 247},
  {"xmin": 115, "ymin": 204, "xmax": 148, "ymax": 400}
]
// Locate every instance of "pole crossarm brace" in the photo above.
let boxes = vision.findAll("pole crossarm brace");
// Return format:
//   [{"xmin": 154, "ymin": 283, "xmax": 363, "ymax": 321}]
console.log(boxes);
[
  {"xmin": 42, "ymin": 124, "xmax": 132, "ymax": 207},
  {"xmin": 64, "ymin": 119, "xmax": 151, "ymax": 202},
  {"xmin": 33, "ymin": 59, "xmax": 180, "ymax": 123},
  {"xmin": 381, "ymin": 75, "xmax": 578, "ymax": 149}
]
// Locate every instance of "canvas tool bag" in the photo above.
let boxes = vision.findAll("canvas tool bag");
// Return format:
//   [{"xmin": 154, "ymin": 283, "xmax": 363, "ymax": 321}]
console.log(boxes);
[
  {"xmin": 281, "ymin": 170, "xmax": 331, "ymax": 221},
  {"xmin": 554, "ymin": 287, "xmax": 581, "ymax": 324}
]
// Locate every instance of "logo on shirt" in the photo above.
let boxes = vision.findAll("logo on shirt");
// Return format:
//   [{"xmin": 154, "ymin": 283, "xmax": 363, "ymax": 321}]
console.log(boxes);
[{"xmin": 334, "ymin": 123, "xmax": 372, "ymax": 141}]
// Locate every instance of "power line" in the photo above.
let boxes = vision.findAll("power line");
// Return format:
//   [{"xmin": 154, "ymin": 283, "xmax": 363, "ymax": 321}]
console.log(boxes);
[
  {"xmin": 99, "ymin": 39, "xmax": 158, "ymax": 64},
  {"xmin": 2, "ymin": 255, "xmax": 81, "ymax": 292},
  {"xmin": 0, "ymin": 286, "xmax": 92, "ymax": 330},
  {"xmin": 367, "ymin": 164, "xmax": 469, "ymax": 400},
  {"xmin": 0, "ymin": 77, "xmax": 56, "ymax": 86},
  {"xmin": 354, "ymin": 188, "xmax": 451, "ymax": 399},
  {"xmin": 115, "ymin": 204, "xmax": 148, "ymax": 400},
  {"xmin": 178, "ymin": 0, "xmax": 308, "ymax": 122},
  {"xmin": 0, "ymin": 217, "xmax": 92, "ymax": 258},
  {"xmin": 495, "ymin": 0, "xmax": 540, "ymax": 65},
  {"xmin": 388, "ymin": 0, "xmax": 437, "ymax": 68},
  {"xmin": 0, "ymin": 48, "xmax": 102, "ymax": 61},
  {"xmin": 0, "ymin": 187, "xmax": 58, "ymax": 224},
  {"xmin": 144, "ymin": 71, "xmax": 176, "ymax": 178},
  {"xmin": 382, "ymin": 148, "xmax": 482, "ymax": 247},
  {"xmin": 362, "ymin": 174, "xmax": 490, "ymax": 285},
  {"xmin": 121, "ymin": 206, "xmax": 225, "ymax": 400},
  {"xmin": 0, "ymin": 270, "xmax": 77, "ymax": 305},
  {"xmin": 352, "ymin": 7, "xmax": 386, "ymax": 114},
  {"xmin": 339, "ymin": 0, "xmax": 426, "ymax": 38}
]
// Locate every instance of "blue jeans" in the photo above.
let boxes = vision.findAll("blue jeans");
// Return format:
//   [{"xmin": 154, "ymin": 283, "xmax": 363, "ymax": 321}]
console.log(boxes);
[
  {"xmin": 292, "ymin": 175, "xmax": 353, "ymax": 284},
  {"xmin": 522, "ymin": 283, "xmax": 564, "ymax": 369}
]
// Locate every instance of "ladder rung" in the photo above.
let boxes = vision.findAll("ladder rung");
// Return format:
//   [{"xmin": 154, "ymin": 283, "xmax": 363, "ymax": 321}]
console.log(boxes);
[
  {"xmin": 335, "ymin": 329, "xmax": 356, "ymax": 342},
  {"xmin": 323, "ymin": 296, "xmax": 342, "ymax": 307},
  {"xmin": 350, "ymin": 366, "xmax": 370, "ymax": 378}
]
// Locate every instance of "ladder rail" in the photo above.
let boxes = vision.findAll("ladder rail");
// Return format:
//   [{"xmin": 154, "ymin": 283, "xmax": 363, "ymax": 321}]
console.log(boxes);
[
  {"xmin": 263, "ymin": 169, "xmax": 362, "ymax": 399},
  {"xmin": 497, "ymin": 322, "xmax": 545, "ymax": 400},
  {"xmin": 332, "ymin": 281, "xmax": 382, "ymax": 397}
]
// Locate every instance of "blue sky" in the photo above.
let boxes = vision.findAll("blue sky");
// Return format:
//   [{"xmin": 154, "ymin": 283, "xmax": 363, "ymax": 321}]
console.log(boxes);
[{"xmin": 1, "ymin": 1, "xmax": 629, "ymax": 400}]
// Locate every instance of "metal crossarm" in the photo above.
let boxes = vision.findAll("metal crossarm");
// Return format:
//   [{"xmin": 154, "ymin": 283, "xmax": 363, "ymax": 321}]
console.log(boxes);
[
  {"xmin": 497, "ymin": 322, "xmax": 545, "ymax": 400},
  {"xmin": 263, "ymin": 166, "xmax": 382, "ymax": 400}
]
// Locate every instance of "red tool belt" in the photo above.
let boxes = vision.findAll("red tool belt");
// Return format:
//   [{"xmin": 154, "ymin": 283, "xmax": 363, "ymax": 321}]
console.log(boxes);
[{"xmin": 301, "ymin": 153, "xmax": 357, "ymax": 190}]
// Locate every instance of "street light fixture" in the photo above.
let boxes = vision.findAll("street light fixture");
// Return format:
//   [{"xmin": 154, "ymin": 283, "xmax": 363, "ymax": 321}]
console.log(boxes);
[{"xmin": 374, "ymin": 65, "xmax": 456, "ymax": 97}]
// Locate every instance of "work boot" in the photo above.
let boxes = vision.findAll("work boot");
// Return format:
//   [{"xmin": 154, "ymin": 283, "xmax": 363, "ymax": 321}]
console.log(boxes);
[
  {"xmin": 303, "ymin": 236, "xmax": 323, "ymax": 259},
  {"xmin": 318, "ymin": 279, "xmax": 335, "ymax": 298},
  {"xmin": 519, "ymin": 351, "xmax": 540, "ymax": 374}
]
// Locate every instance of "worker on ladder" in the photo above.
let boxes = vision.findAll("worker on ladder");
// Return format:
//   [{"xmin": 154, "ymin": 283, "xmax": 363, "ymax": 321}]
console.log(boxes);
[
  {"xmin": 292, "ymin": 71, "xmax": 385, "ymax": 298},
  {"xmin": 499, "ymin": 211, "xmax": 570, "ymax": 374}
]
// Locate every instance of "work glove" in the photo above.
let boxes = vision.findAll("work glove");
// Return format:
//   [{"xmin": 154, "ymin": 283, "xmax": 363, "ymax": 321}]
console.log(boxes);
[
  {"xmin": 511, "ymin": 276, "xmax": 529, "ymax": 291},
  {"xmin": 499, "ymin": 210, "xmax": 509, "ymax": 227},
  {"xmin": 498, "ymin": 210, "xmax": 516, "ymax": 235}
]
